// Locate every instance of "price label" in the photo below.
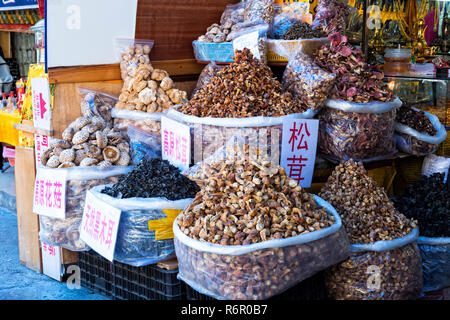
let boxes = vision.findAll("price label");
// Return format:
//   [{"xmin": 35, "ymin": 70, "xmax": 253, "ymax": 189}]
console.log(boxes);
[
  {"xmin": 41, "ymin": 240, "xmax": 62, "ymax": 281},
  {"xmin": 31, "ymin": 77, "xmax": 52, "ymax": 131},
  {"xmin": 280, "ymin": 119, "xmax": 319, "ymax": 188},
  {"xmin": 80, "ymin": 191, "xmax": 121, "ymax": 262},
  {"xmin": 33, "ymin": 167, "xmax": 68, "ymax": 219},
  {"xmin": 161, "ymin": 116, "xmax": 191, "ymax": 171},
  {"xmin": 34, "ymin": 134, "xmax": 50, "ymax": 168}
]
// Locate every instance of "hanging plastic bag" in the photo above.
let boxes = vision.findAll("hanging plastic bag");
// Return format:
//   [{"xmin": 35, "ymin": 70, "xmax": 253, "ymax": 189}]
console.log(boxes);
[
  {"xmin": 274, "ymin": 43, "xmax": 336, "ymax": 111},
  {"xmin": 88, "ymin": 185, "xmax": 194, "ymax": 267},
  {"xmin": 318, "ymin": 97, "xmax": 402, "ymax": 162},
  {"xmin": 38, "ymin": 166, "xmax": 132, "ymax": 251},
  {"xmin": 174, "ymin": 194, "xmax": 349, "ymax": 300},
  {"xmin": 417, "ymin": 236, "xmax": 450, "ymax": 292},
  {"xmin": 232, "ymin": 23, "xmax": 269, "ymax": 64},
  {"xmin": 78, "ymin": 88, "xmax": 118, "ymax": 125},
  {"xmin": 115, "ymin": 38, "xmax": 154, "ymax": 81},
  {"xmin": 127, "ymin": 124, "xmax": 161, "ymax": 165},
  {"xmin": 421, "ymin": 154, "xmax": 450, "ymax": 182},
  {"xmin": 325, "ymin": 228, "xmax": 423, "ymax": 300},
  {"xmin": 394, "ymin": 108, "xmax": 447, "ymax": 156},
  {"xmin": 191, "ymin": 62, "xmax": 224, "ymax": 97},
  {"xmin": 244, "ymin": 0, "xmax": 275, "ymax": 25}
]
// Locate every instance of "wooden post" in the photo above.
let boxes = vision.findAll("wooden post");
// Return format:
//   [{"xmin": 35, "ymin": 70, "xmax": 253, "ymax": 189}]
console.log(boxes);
[{"xmin": 15, "ymin": 146, "xmax": 42, "ymax": 273}]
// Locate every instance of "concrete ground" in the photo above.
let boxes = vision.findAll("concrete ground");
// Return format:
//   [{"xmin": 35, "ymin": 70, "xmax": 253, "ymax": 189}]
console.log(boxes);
[{"xmin": 0, "ymin": 162, "xmax": 107, "ymax": 300}]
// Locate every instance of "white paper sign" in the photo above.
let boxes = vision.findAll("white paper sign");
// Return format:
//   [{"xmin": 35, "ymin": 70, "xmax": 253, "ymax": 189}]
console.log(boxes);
[
  {"xmin": 80, "ymin": 191, "xmax": 121, "ymax": 262},
  {"xmin": 41, "ymin": 240, "xmax": 62, "ymax": 281},
  {"xmin": 281, "ymin": 119, "xmax": 319, "ymax": 188},
  {"xmin": 31, "ymin": 77, "xmax": 52, "ymax": 131},
  {"xmin": 233, "ymin": 31, "xmax": 261, "ymax": 60},
  {"xmin": 161, "ymin": 116, "xmax": 191, "ymax": 171},
  {"xmin": 34, "ymin": 134, "xmax": 50, "ymax": 168},
  {"xmin": 33, "ymin": 167, "xmax": 68, "ymax": 219}
]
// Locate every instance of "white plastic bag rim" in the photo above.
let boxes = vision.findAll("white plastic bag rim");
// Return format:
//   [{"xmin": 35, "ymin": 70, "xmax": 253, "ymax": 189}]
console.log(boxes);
[
  {"xmin": 173, "ymin": 195, "xmax": 343, "ymax": 256},
  {"xmin": 266, "ymin": 37, "xmax": 330, "ymax": 44},
  {"xmin": 394, "ymin": 108, "xmax": 447, "ymax": 145},
  {"xmin": 165, "ymin": 108, "xmax": 317, "ymax": 128},
  {"xmin": 111, "ymin": 108, "xmax": 165, "ymax": 121},
  {"xmin": 89, "ymin": 185, "xmax": 194, "ymax": 211},
  {"xmin": 44, "ymin": 165, "xmax": 133, "ymax": 181},
  {"xmin": 350, "ymin": 227, "xmax": 419, "ymax": 253},
  {"xmin": 417, "ymin": 236, "xmax": 450, "ymax": 245},
  {"xmin": 324, "ymin": 96, "xmax": 402, "ymax": 114}
]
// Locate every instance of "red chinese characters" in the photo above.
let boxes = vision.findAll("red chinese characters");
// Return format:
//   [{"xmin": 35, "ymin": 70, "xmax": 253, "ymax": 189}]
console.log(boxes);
[{"xmin": 287, "ymin": 122, "xmax": 311, "ymax": 183}]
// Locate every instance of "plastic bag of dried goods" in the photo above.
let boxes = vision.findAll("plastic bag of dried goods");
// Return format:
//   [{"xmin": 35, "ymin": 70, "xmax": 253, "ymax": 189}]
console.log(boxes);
[
  {"xmin": 174, "ymin": 195, "xmax": 349, "ymax": 300},
  {"xmin": 274, "ymin": 43, "xmax": 336, "ymax": 111},
  {"xmin": 87, "ymin": 185, "xmax": 193, "ymax": 266},
  {"xmin": 191, "ymin": 62, "xmax": 224, "ymax": 97},
  {"xmin": 38, "ymin": 166, "xmax": 132, "ymax": 251},
  {"xmin": 115, "ymin": 38, "xmax": 154, "ymax": 81},
  {"xmin": 311, "ymin": 0, "xmax": 349, "ymax": 35},
  {"xmin": 165, "ymin": 108, "xmax": 317, "ymax": 165},
  {"xmin": 417, "ymin": 236, "xmax": 450, "ymax": 292},
  {"xmin": 112, "ymin": 107, "xmax": 163, "ymax": 138},
  {"xmin": 220, "ymin": 2, "xmax": 245, "ymax": 26},
  {"xmin": 318, "ymin": 97, "xmax": 402, "ymax": 162},
  {"xmin": 421, "ymin": 154, "xmax": 450, "ymax": 182},
  {"xmin": 395, "ymin": 109, "xmax": 447, "ymax": 156},
  {"xmin": 78, "ymin": 88, "xmax": 118, "ymax": 124},
  {"xmin": 269, "ymin": 2, "xmax": 311, "ymax": 39},
  {"xmin": 244, "ymin": 0, "xmax": 275, "ymax": 25},
  {"xmin": 127, "ymin": 124, "xmax": 161, "ymax": 165},
  {"xmin": 232, "ymin": 23, "xmax": 269, "ymax": 64},
  {"xmin": 325, "ymin": 228, "xmax": 423, "ymax": 300}
]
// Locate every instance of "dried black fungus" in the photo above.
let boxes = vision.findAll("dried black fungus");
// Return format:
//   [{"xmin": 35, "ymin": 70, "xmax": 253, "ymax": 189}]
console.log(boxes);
[
  {"xmin": 393, "ymin": 173, "xmax": 450, "ymax": 238},
  {"xmin": 101, "ymin": 158, "xmax": 200, "ymax": 200}
]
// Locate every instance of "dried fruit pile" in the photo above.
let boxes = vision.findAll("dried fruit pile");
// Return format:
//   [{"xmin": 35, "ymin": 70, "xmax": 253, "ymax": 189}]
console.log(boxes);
[
  {"xmin": 41, "ymin": 116, "xmax": 131, "ymax": 168},
  {"xmin": 178, "ymin": 144, "xmax": 335, "ymax": 245},
  {"xmin": 319, "ymin": 160, "xmax": 416, "ymax": 244},
  {"xmin": 180, "ymin": 48, "xmax": 307, "ymax": 117},
  {"xmin": 101, "ymin": 158, "xmax": 199, "ymax": 201},
  {"xmin": 393, "ymin": 173, "xmax": 449, "ymax": 238},
  {"xmin": 282, "ymin": 21, "xmax": 326, "ymax": 40},
  {"xmin": 115, "ymin": 43, "xmax": 187, "ymax": 113},
  {"xmin": 314, "ymin": 33, "xmax": 394, "ymax": 103},
  {"xmin": 395, "ymin": 105, "xmax": 437, "ymax": 135}
]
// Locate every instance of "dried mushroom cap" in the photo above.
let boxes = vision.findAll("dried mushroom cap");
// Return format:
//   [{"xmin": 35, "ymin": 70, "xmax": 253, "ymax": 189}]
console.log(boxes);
[
  {"xmin": 98, "ymin": 160, "xmax": 113, "ymax": 167},
  {"xmin": 81, "ymin": 123, "xmax": 98, "ymax": 134},
  {"xmin": 52, "ymin": 147, "xmax": 64, "ymax": 156},
  {"xmin": 107, "ymin": 132, "xmax": 123, "ymax": 145},
  {"xmin": 40, "ymin": 148, "xmax": 53, "ymax": 166},
  {"xmin": 46, "ymin": 155, "xmax": 61, "ymax": 168},
  {"xmin": 84, "ymin": 144, "xmax": 102, "ymax": 160},
  {"xmin": 62, "ymin": 127, "xmax": 75, "ymax": 142},
  {"xmin": 50, "ymin": 138, "xmax": 71, "ymax": 149},
  {"xmin": 102, "ymin": 146, "xmax": 121, "ymax": 163},
  {"xmin": 74, "ymin": 149, "xmax": 87, "ymax": 165},
  {"xmin": 117, "ymin": 142, "xmax": 130, "ymax": 153},
  {"xmin": 95, "ymin": 131, "xmax": 108, "ymax": 149},
  {"xmin": 80, "ymin": 100, "xmax": 94, "ymax": 118},
  {"xmin": 59, "ymin": 148, "xmax": 76, "ymax": 163},
  {"xmin": 79, "ymin": 157, "xmax": 98, "ymax": 167},
  {"xmin": 58, "ymin": 162, "xmax": 76, "ymax": 168},
  {"xmin": 116, "ymin": 152, "xmax": 131, "ymax": 166},
  {"xmin": 72, "ymin": 116, "xmax": 92, "ymax": 130},
  {"xmin": 72, "ymin": 130, "xmax": 90, "ymax": 145}
]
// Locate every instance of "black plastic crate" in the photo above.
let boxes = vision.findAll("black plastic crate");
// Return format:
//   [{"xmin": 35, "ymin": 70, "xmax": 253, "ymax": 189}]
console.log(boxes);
[
  {"xmin": 78, "ymin": 251, "xmax": 114, "ymax": 297},
  {"xmin": 185, "ymin": 271, "xmax": 328, "ymax": 301}
]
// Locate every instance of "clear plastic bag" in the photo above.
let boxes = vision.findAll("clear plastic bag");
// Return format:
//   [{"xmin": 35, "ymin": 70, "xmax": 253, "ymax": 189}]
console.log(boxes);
[
  {"xmin": 78, "ymin": 88, "xmax": 118, "ymax": 125},
  {"xmin": 318, "ymin": 98, "xmax": 402, "ymax": 162},
  {"xmin": 112, "ymin": 107, "xmax": 163, "ymax": 137},
  {"xmin": 191, "ymin": 62, "xmax": 224, "ymax": 97},
  {"xmin": 166, "ymin": 108, "xmax": 317, "ymax": 164},
  {"xmin": 232, "ymin": 23, "xmax": 269, "ymax": 63},
  {"xmin": 244, "ymin": 0, "xmax": 275, "ymax": 25},
  {"xmin": 270, "ymin": 3, "xmax": 310, "ymax": 39},
  {"xmin": 115, "ymin": 38, "xmax": 154, "ymax": 81},
  {"xmin": 220, "ymin": 2, "xmax": 245, "ymax": 25},
  {"xmin": 174, "ymin": 195, "xmax": 350, "ymax": 300},
  {"xmin": 127, "ymin": 124, "xmax": 161, "ymax": 165},
  {"xmin": 311, "ymin": 0, "xmax": 349, "ymax": 35},
  {"xmin": 417, "ymin": 236, "xmax": 450, "ymax": 292},
  {"xmin": 276, "ymin": 43, "xmax": 336, "ymax": 111},
  {"xmin": 421, "ymin": 154, "xmax": 450, "ymax": 182},
  {"xmin": 326, "ymin": 229, "xmax": 423, "ymax": 300},
  {"xmin": 394, "ymin": 109, "xmax": 447, "ymax": 156},
  {"xmin": 38, "ymin": 166, "xmax": 131, "ymax": 251},
  {"xmin": 89, "ymin": 185, "xmax": 193, "ymax": 267}
]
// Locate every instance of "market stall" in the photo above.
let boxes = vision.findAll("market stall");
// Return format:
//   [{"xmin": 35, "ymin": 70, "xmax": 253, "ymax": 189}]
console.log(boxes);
[{"xmin": 9, "ymin": 0, "xmax": 450, "ymax": 301}]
